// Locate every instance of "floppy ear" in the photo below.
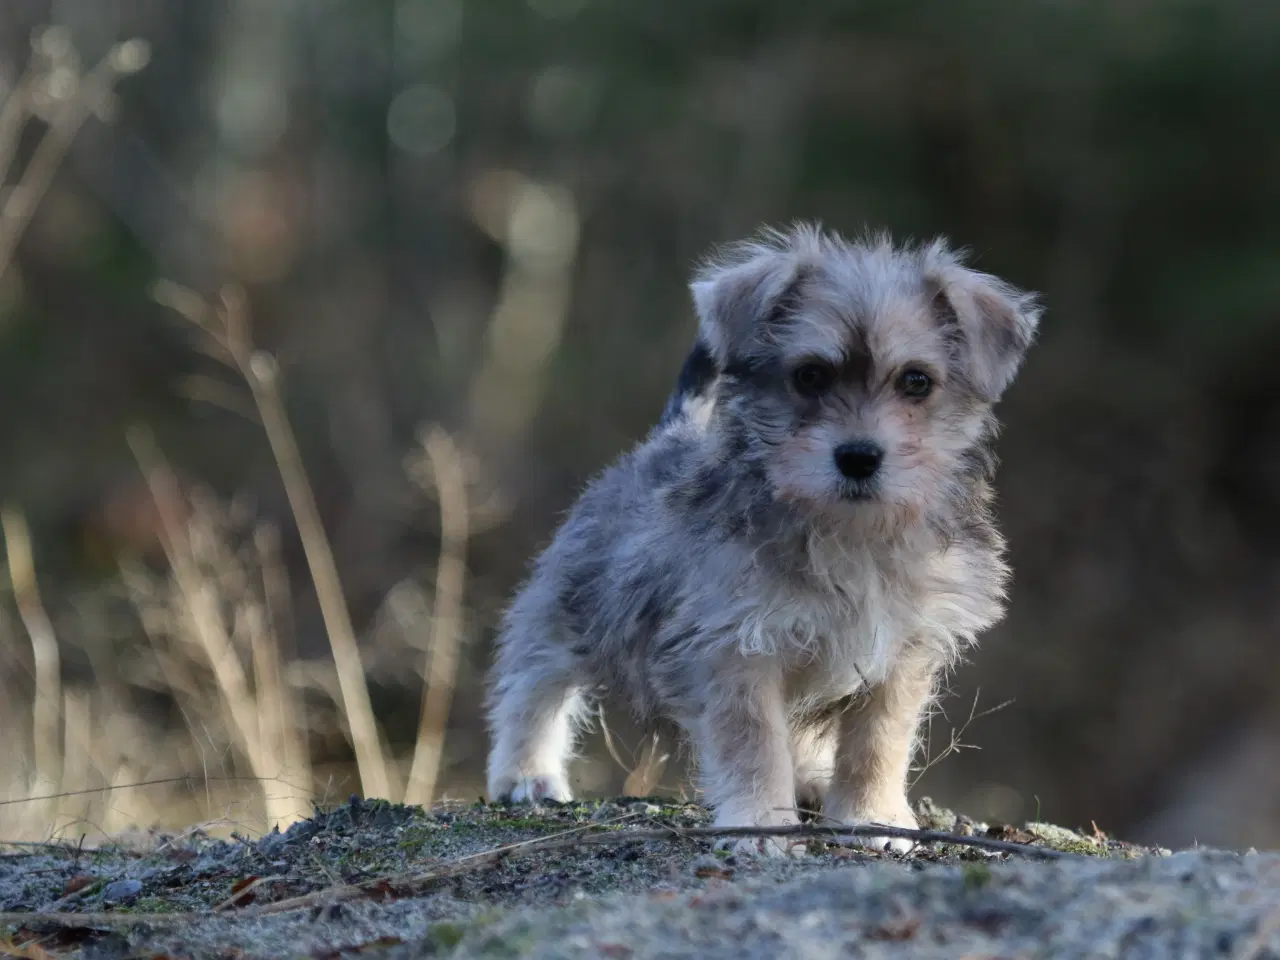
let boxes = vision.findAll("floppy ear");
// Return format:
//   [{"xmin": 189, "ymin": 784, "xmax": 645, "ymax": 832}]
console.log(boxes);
[
  {"xmin": 925, "ymin": 244, "xmax": 1043, "ymax": 401},
  {"xmin": 689, "ymin": 233, "xmax": 811, "ymax": 367}
]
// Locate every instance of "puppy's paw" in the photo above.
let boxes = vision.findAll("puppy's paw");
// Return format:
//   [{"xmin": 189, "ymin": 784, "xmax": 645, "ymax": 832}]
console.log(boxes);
[
  {"xmin": 829, "ymin": 799, "xmax": 920, "ymax": 855},
  {"xmin": 711, "ymin": 806, "xmax": 805, "ymax": 859},
  {"xmin": 491, "ymin": 774, "xmax": 573, "ymax": 805},
  {"xmin": 849, "ymin": 829, "xmax": 916, "ymax": 856}
]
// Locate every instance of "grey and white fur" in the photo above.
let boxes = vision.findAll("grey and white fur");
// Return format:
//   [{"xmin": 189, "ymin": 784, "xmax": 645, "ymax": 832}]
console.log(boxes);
[{"xmin": 485, "ymin": 224, "xmax": 1042, "ymax": 855}]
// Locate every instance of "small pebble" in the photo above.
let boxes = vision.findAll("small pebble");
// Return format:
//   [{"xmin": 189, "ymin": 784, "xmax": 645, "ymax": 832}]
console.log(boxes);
[{"xmin": 101, "ymin": 879, "xmax": 143, "ymax": 903}]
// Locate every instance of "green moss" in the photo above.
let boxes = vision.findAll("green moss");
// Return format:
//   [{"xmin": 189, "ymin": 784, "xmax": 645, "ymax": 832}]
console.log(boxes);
[
  {"xmin": 1026, "ymin": 823, "xmax": 1105, "ymax": 857},
  {"xmin": 428, "ymin": 921, "xmax": 466, "ymax": 948}
]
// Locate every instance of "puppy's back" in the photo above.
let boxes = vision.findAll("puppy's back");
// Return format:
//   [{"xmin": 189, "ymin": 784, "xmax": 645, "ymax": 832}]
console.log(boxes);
[{"xmin": 659, "ymin": 338, "xmax": 717, "ymax": 427}]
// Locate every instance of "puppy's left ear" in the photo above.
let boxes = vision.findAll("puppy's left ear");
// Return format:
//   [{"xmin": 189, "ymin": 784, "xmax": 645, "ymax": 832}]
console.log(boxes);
[{"xmin": 925, "ymin": 245, "xmax": 1043, "ymax": 402}]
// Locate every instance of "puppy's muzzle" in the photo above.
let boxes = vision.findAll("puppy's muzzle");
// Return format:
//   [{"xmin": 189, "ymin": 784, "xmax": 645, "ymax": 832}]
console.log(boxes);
[{"xmin": 834, "ymin": 440, "xmax": 883, "ymax": 481}]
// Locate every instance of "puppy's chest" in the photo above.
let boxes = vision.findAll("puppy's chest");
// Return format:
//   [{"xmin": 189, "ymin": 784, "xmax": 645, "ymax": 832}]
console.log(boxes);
[{"xmin": 740, "ymin": 548, "xmax": 928, "ymax": 701}]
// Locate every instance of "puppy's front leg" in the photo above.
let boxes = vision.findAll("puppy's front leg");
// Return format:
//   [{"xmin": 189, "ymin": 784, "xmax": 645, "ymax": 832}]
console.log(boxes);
[
  {"xmin": 825, "ymin": 653, "xmax": 937, "ymax": 854},
  {"xmin": 693, "ymin": 658, "xmax": 800, "ymax": 857}
]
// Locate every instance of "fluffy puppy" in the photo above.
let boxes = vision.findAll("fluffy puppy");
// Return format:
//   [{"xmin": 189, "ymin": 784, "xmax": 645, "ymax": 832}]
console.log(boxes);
[{"xmin": 485, "ymin": 224, "xmax": 1042, "ymax": 854}]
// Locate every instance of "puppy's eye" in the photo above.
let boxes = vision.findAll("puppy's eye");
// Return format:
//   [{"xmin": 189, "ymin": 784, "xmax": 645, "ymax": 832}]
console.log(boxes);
[
  {"xmin": 898, "ymin": 369, "xmax": 933, "ymax": 398},
  {"xmin": 792, "ymin": 362, "xmax": 836, "ymax": 397}
]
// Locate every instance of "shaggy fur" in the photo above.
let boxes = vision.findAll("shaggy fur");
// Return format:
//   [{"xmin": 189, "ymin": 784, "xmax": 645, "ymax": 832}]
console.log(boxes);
[{"xmin": 485, "ymin": 224, "xmax": 1042, "ymax": 855}]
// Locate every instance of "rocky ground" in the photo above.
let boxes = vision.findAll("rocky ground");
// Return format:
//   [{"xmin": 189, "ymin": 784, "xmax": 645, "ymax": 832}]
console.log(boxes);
[{"xmin": 0, "ymin": 797, "xmax": 1276, "ymax": 959}]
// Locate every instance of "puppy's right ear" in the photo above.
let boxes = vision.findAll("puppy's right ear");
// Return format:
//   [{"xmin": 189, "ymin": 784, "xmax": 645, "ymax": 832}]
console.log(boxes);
[{"xmin": 689, "ymin": 232, "xmax": 810, "ymax": 366}]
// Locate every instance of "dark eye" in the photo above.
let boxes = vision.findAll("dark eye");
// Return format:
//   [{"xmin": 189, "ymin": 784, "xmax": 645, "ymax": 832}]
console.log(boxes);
[
  {"xmin": 898, "ymin": 369, "xmax": 933, "ymax": 398},
  {"xmin": 792, "ymin": 362, "xmax": 836, "ymax": 397}
]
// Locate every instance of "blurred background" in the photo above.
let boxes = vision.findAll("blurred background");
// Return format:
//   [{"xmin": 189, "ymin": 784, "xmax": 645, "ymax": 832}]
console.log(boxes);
[{"xmin": 0, "ymin": 0, "xmax": 1277, "ymax": 852}]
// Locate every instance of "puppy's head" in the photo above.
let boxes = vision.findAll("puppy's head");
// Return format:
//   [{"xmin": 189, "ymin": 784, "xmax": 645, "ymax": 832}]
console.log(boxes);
[{"xmin": 690, "ymin": 225, "xmax": 1041, "ymax": 527}]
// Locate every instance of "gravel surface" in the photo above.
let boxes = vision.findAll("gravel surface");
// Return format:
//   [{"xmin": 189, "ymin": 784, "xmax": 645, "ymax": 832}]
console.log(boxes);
[
  {"xmin": 426, "ymin": 849, "xmax": 1280, "ymax": 959},
  {"xmin": 0, "ymin": 796, "xmax": 1273, "ymax": 958}
]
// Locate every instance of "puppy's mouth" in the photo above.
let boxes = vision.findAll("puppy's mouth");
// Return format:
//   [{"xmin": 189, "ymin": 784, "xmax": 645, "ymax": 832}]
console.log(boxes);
[{"xmin": 836, "ymin": 479, "xmax": 878, "ymax": 502}]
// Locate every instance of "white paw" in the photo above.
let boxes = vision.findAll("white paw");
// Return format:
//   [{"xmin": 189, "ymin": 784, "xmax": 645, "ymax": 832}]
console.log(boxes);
[
  {"xmin": 495, "ymin": 774, "xmax": 573, "ymax": 804},
  {"xmin": 828, "ymin": 802, "xmax": 919, "ymax": 855},
  {"xmin": 711, "ymin": 805, "xmax": 806, "ymax": 859},
  {"xmin": 848, "ymin": 830, "xmax": 916, "ymax": 855}
]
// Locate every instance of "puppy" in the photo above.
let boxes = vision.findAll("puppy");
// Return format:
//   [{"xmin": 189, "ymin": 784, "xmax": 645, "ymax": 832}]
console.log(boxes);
[{"xmin": 484, "ymin": 224, "xmax": 1041, "ymax": 855}]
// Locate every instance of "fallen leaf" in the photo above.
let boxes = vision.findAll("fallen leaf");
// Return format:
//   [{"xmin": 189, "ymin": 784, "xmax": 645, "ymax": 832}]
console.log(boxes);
[
  {"xmin": 365, "ymin": 879, "xmax": 402, "ymax": 902},
  {"xmin": 867, "ymin": 916, "xmax": 921, "ymax": 941},
  {"xmin": 985, "ymin": 824, "xmax": 1037, "ymax": 844},
  {"xmin": 222, "ymin": 875, "xmax": 262, "ymax": 908},
  {"xmin": 62, "ymin": 873, "xmax": 95, "ymax": 895},
  {"xmin": 694, "ymin": 865, "xmax": 733, "ymax": 880}
]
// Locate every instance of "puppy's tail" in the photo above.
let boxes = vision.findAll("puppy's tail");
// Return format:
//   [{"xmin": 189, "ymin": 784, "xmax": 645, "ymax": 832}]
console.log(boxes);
[{"xmin": 659, "ymin": 337, "xmax": 718, "ymax": 426}]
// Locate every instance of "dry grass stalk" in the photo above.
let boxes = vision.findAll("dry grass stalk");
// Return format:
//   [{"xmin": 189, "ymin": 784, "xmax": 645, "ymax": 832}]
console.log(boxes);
[
  {"xmin": 0, "ymin": 506, "xmax": 61, "ymax": 795},
  {"xmin": 0, "ymin": 27, "xmax": 153, "ymax": 839},
  {"xmin": 150, "ymin": 282, "xmax": 392, "ymax": 802},
  {"xmin": 0, "ymin": 28, "xmax": 328, "ymax": 838},
  {"xmin": 0, "ymin": 29, "xmax": 149, "ymax": 281},
  {"xmin": 403, "ymin": 427, "xmax": 471, "ymax": 806},
  {"xmin": 122, "ymin": 435, "xmax": 315, "ymax": 828},
  {"xmin": 598, "ymin": 709, "xmax": 671, "ymax": 798},
  {"xmin": 623, "ymin": 732, "xmax": 670, "ymax": 798},
  {"xmin": 56, "ymin": 688, "xmax": 91, "ymax": 831},
  {"xmin": 253, "ymin": 526, "xmax": 313, "ymax": 817},
  {"xmin": 127, "ymin": 432, "xmax": 270, "ymax": 779},
  {"xmin": 911, "ymin": 688, "xmax": 1013, "ymax": 790}
]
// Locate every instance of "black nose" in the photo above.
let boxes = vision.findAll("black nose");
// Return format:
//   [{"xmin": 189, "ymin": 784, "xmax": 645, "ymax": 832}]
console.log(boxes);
[{"xmin": 834, "ymin": 441, "xmax": 883, "ymax": 481}]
